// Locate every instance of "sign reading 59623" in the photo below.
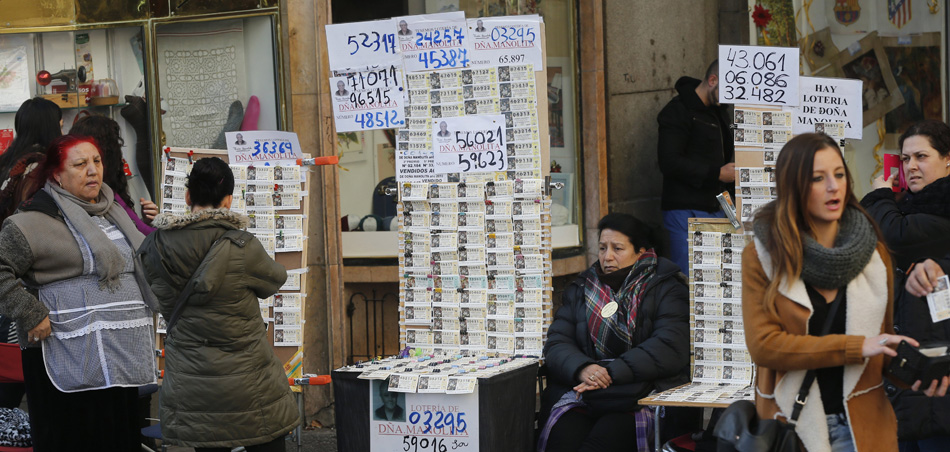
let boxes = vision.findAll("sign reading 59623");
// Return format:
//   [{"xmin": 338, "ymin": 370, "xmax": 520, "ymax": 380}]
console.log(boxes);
[{"xmin": 718, "ymin": 45, "xmax": 799, "ymax": 107}]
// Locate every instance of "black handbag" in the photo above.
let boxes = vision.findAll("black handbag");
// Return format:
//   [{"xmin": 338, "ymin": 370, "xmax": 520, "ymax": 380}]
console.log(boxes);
[{"xmin": 714, "ymin": 291, "xmax": 844, "ymax": 452}]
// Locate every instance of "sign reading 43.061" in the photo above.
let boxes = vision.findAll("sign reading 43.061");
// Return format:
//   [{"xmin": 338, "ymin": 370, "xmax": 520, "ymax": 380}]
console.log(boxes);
[
  {"xmin": 432, "ymin": 115, "xmax": 506, "ymax": 174},
  {"xmin": 718, "ymin": 45, "xmax": 799, "ymax": 107}
]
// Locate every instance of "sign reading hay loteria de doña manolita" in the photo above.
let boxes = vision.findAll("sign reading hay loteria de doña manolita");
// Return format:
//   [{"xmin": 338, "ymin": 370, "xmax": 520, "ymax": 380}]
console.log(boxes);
[{"xmin": 792, "ymin": 76, "xmax": 863, "ymax": 140}]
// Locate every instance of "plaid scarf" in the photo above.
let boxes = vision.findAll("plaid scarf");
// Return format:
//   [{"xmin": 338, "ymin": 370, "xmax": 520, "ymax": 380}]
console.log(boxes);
[{"xmin": 584, "ymin": 250, "xmax": 658, "ymax": 360}]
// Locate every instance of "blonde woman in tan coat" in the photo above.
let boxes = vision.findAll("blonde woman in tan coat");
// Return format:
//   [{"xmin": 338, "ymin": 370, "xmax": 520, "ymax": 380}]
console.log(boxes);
[{"xmin": 742, "ymin": 133, "xmax": 949, "ymax": 452}]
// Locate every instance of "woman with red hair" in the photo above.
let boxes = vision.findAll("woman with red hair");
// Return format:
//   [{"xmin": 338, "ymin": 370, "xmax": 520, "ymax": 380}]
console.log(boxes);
[{"xmin": 0, "ymin": 134, "xmax": 157, "ymax": 451}]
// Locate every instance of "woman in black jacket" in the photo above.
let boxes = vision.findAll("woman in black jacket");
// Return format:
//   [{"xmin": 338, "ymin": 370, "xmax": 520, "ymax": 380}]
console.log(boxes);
[
  {"xmin": 860, "ymin": 119, "xmax": 950, "ymax": 451},
  {"xmin": 538, "ymin": 213, "xmax": 690, "ymax": 452}
]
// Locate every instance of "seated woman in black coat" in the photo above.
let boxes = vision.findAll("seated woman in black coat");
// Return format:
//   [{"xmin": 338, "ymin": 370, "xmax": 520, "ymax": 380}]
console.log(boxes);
[{"xmin": 538, "ymin": 213, "xmax": 691, "ymax": 452}]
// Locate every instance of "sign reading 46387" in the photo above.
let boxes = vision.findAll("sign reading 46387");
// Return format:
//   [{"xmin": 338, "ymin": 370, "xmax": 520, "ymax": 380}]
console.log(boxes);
[{"xmin": 718, "ymin": 45, "xmax": 799, "ymax": 107}]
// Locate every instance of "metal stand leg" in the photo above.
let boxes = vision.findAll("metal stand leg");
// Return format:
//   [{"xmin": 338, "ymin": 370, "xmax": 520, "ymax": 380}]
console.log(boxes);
[
  {"xmin": 654, "ymin": 406, "xmax": 662, "ymax": 452},
  {"xmin": 296, "ymin": 391, "xmax": 304, "ymax": 452}
]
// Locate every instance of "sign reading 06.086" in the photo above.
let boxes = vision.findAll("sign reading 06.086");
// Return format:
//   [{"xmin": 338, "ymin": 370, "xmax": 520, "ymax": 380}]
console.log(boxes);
[
  {"xmin": 718, "ymin": 45, "xmax": 799, "ymax": 107},
  {"xmin": 432, "ymin": 115, "xmax": 506, "ymax": 174}
]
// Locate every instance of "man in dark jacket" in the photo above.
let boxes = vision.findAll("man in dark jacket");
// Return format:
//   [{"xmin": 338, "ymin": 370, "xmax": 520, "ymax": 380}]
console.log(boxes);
[{"xmin": 657, "ymin": 60, "xmax": 735, "ymax": 272}]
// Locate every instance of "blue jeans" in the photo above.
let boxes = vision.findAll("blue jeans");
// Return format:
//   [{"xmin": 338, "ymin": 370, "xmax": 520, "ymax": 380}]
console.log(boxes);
[
  {"xmin": 899, "ymin": 436, "xmax": 950, "ymax": 452},
  {"xmin": 662, "ymin": 209, "xmax": 726, "ymax": 274},
  {"xmin": 827, "ymin": 413, "xmax": 856, "ymax": 452}
]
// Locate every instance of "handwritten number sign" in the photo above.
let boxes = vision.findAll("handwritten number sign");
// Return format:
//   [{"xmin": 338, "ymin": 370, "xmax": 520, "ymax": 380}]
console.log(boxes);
[
  {"xmin": 397, "ymin": 12, "xmax": 469, "ymax": 73},
  {"xmin": 718, "ymin": 45, "xmax": 799, "ymax": 106},
  {"xmin": 371, "ymin": 388, "xmax": 478, "ymax": 452},
  {"xmin": 432, "ymin": 115, "xmax": 506, "ymax": 174},
  {"xmin": 226, "ymin": 131, "xmax": 302, "ymax": 163},
  {"xmin": 331, "ymin": 65, "xmax": 406, "ymax": 132},
  {"xmin": 326, "ymin": 19, "xmax": 401, "ymax": 71},
  {"xmin": 467, "ymin": 16, "xmax": 543, "ymax": 69}
]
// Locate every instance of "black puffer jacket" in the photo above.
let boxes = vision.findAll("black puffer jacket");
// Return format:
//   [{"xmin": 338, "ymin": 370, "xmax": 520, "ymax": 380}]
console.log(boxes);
[
  {"xmin": 861, "ymin": 176, "xmax": 950, "ymax": 440},
  {"xmin": 541, "ymin": 258, "xmax": 690, "ymax": 419},
  {"xmin": 657, "ymin": 77, "xmax": 734, "ymax": 212}
]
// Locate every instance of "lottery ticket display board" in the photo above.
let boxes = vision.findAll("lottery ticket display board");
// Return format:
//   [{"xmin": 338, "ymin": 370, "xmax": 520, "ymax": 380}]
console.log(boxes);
[
  {"xmin": 639, "ymin": 218, "xmax": 755, "ymax": 443},
  {"xmin": 732, "ymin": 104, "xmax": 791, "ymax": 225},
  {"xmin": 327, "ymin": 13, "xmax": 553, "ymax": 452},
  {"xmin": 157, "ymin": 147, "xmax": 309, "ymax": 365}
]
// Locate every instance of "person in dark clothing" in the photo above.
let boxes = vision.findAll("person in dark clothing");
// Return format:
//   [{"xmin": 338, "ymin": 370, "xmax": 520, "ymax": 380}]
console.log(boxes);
[
  {"xmin": 538, "ymin": 213, "xmax": 691, "ymax": 452},
  {"xmin": 860, "ymin": 120, "xmax": 950, "ymax": 451},
  {"xmin": 657, "ymin": 60, "xmax": 735, "ymax": 273},
  {"xmin": 0, "ymin": 97, "xmax": 62, "ymax": 223}
]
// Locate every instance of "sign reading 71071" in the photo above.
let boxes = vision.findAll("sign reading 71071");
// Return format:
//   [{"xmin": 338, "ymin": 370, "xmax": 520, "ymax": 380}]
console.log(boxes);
[
  {"xmin": 330, "ymin": 65, "xmax": 406, "ymax": 132},
  {"xmin": 718, "ymin": 45, "xmax": 799, "ymax": 107},
  {"xmin": 432, "ymin": 115, "xmax": 506, "ymax": 174}
]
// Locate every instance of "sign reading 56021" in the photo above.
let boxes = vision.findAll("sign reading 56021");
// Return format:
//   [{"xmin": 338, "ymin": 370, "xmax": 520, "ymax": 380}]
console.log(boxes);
[{"xmin": 718, "ymin": 45, "xmax": 800, "ymax": 107}]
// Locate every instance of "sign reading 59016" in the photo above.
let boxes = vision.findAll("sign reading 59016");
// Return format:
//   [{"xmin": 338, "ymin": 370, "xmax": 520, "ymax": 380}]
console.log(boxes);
[{"xmin": 718, "ymin": 45, "xmax": 799, "ymax": 107}]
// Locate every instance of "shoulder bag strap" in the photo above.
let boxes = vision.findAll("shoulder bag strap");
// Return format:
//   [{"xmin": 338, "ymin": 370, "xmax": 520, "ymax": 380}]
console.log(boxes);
[
  {"xmin": 164, "ymin": 229, "xmax": 249, "ymax": 335},
  {"xmin": 789, "ymin": 288, "xmax": 845, "ymax": 423}
]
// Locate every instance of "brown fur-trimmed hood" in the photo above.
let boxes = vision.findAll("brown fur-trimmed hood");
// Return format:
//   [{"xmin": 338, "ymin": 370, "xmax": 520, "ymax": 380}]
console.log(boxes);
[{"xmin": 152, "ymin": 208, "xmax": 249, "ymax": 230}]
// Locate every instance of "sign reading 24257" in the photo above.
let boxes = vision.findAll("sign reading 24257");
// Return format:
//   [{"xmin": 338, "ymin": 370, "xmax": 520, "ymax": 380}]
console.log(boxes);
[{"xmin": 718, "ymin": 45, "xmax": 799, "ymax": 107}]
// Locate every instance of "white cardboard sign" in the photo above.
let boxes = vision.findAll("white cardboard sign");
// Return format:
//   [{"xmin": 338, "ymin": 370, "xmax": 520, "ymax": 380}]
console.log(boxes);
[
  {"xmin": 466, "ymin": 15, "xmax": 543, "ymax": 69},
  {"xmin": 396, "ymin": 12, "xmax": 470, "ymax": 73},
  {"xmin": 325, "ymin": 19, "xmax": 401, "ymax": 71},
  {"xmin": 432, "ymin": 115, "xmax": 506, "ymax": 174},
  {"xmin": 718, "ymin": 45, "xmax": 800, "ymax": 106},
  {"xmin": 792, "ymin": 76, "xmax": 863, "ymax": 140},
  {"xmin": 370, "ymin": 381, "xmax": 478, "ymax": 452}
]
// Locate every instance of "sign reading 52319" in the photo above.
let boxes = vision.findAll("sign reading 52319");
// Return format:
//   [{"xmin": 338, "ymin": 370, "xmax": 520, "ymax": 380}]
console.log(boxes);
[{"xmin": 718, "ymin": 45, "xmax": 799, "ymax": 107}]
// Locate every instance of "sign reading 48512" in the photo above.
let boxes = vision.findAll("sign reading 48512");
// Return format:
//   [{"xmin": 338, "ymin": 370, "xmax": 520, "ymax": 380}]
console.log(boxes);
[{"xmin": 718, "ymin": 45, "xmax": 799, "ymax": 107}]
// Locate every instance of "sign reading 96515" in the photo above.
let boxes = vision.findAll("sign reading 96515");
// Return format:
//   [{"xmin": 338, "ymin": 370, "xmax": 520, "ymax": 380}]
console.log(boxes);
[{"xmin": 718, "ymin": 45, "xmax": 799, "ymax": 107}]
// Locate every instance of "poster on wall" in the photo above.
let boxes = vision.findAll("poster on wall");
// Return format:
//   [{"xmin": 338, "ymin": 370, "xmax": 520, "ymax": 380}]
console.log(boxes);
[
  {"xmin": 831, "ymin": 32, "xmax": 903, "ymax": 127},
  {"xmin": 827, "ymin": 0, "xmax": 878, "ymax": 34},
  {"xmin": 369, "ymin": 379, "xmax": 478, "ymax": 452},
  {"xmin": 0, "ymin": 46, "xmax": 30, "ymax": 111}
]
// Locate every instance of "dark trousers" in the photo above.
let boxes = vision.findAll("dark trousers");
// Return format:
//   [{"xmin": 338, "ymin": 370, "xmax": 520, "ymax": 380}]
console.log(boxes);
[
  {"xmin": 21, "ymin": 347, "xmax": 140, "ymax": 452},
  {"xmin": 545, "ymin": 409, "xmax": 638, "ymax": 452},
  {"xmin": 195, "ymin": 435, "xmax": 286, "ymax": 452},
  {"xmin": 0, "ymin": 382, "xmax": 25, "ymax": 408}
]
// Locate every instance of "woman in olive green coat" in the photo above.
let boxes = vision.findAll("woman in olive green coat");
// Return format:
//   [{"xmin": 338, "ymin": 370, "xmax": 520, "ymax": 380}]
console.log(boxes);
[{"xmin": 138, "ymin": 157, "xmax": 299, "ymax": 451}]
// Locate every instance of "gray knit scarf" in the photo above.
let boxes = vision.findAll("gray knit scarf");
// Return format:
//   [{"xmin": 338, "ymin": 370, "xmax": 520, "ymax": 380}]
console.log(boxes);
[
  {"xmin": 754, "ymin": 206, "xmax": 877, "ymax": 289},
  {"xmin": 45, "ymin": 181, "xmax": 145, "ymax": 292}
]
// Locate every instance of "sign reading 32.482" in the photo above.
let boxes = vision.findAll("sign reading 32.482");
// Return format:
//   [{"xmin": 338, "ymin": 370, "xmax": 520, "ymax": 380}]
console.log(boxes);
[{"xmin": 718, "ymin": 45, "xmax": 799, "ymax": 107}]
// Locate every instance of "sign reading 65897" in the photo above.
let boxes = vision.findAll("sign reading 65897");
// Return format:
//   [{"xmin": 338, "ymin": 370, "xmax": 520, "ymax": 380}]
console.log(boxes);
[{"xmin": 718, "ymin": 45, "xmax": 799, "ymax": 107}]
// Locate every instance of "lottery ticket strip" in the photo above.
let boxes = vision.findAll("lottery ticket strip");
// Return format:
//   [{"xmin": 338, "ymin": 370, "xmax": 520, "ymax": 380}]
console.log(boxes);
[
  {"xmin": 157, "ymin": 148, "xmax": 309, "ymax": 357},
  {"xmin": 335, "ymin": 354, "xmax": 539, "ymax": 394}
]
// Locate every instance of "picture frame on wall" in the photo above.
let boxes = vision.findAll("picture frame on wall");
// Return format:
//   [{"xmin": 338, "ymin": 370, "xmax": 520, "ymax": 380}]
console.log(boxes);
[
  {"xmin": 880, "ymin": 32, "xmax": 943, "ymax": 148},
  {"xmin": 830, "ymin": 32, "xmax": 904, "ymax": 127}
]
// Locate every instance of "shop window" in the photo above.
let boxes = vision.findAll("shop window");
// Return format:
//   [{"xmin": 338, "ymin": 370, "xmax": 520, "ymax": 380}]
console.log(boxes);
[
  {"xmin": 153, "ymin": 15, "xmax": 282, "ymax": 151},
  {"xmin": 0, "ymin": 26, "xmax": 153, "ymax": 203},
  {"xmin": 336, "ymin": 0, "xmax": 582, "ymax": 258}
]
